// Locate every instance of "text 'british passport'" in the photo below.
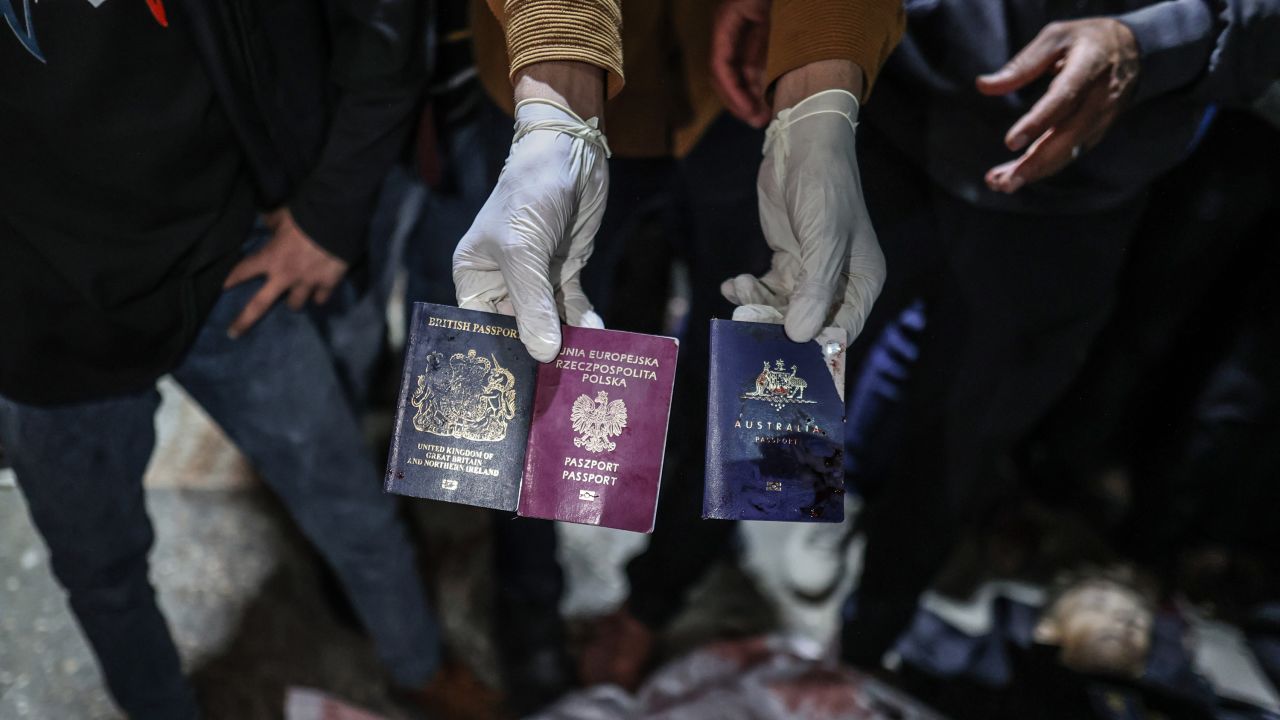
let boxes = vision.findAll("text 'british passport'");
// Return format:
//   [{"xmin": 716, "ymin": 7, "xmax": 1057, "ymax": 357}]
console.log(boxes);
[
  {"xmin": 704, "ymin": 319, "xmax": 847, "ymax": 522},
  {"xmin": 385, "ymin": 303, "xmax": 535, "ymax": 511},
  {"xmin": 517, "ymin": 326, "xmax": 679, "ymax": 533}
]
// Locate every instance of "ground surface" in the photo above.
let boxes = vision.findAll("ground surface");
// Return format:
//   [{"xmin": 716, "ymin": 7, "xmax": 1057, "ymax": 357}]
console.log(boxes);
[{"xmin": 0, "ymin": 380, "xmax": 857, "ymax": 719}]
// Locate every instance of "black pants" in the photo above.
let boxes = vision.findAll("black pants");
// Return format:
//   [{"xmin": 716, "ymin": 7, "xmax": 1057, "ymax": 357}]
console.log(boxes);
[
  {"xmin": 615, "ymin": 117, "xmax": 772, "ymax": 629},
  {"xmin": 841, "ymin": 125, "xmax": 1147, "ymax": 662}
]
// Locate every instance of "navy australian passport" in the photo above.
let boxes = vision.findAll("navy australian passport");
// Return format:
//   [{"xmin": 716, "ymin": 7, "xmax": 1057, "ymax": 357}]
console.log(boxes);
[
  {"xmin": 703, "ymin": 319, "xmax": 847, "ymax": 522},
  {"xmin": 385, "ymin": 303, "xmax": 535, "ymax": 511}
]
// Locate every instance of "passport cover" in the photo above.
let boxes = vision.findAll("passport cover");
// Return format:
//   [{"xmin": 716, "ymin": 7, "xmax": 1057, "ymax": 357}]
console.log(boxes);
[
  {"xmin": 517, "ymin": 326, "xmax": 679, "ymax": 533},
  {"xmin": 703, "ymin": 319, "xmax": 847, "ymax": 522},
  {"xmin": 384, "ymin": 303, "xmax": 535, "ymax": 511}
]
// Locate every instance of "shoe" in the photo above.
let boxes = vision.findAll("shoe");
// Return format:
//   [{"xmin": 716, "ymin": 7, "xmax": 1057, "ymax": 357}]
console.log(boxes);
[
  {"xmin": 577, "ymin": 607, "xmax": 654, "ymax": 692},
  {"xmin": 391, "ymin": 660, "xmax": 505, "ymax": 720},
  {"xmin": 782, "ymin": 513, "xmax": 859, "ymax": 603}
]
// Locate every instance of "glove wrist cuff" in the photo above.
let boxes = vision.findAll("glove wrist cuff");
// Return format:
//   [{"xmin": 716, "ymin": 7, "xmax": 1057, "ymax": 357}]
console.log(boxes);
[
  {"xmin": 791, "ymin": 88, "xmax": 860, "ymax": 112},
  {"xmin": 514, "ymin": 98, "xmax": 613, "ymax": 158},
  {"xmin": 766, "ymin": 89, "xmax": 860, "ymax": 149}
]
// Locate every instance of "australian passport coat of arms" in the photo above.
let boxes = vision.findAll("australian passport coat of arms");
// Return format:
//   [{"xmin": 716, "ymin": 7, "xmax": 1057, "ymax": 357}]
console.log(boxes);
[{"xmin": 743, "ymin": 359, "xmax": 817, "ymax": 411}]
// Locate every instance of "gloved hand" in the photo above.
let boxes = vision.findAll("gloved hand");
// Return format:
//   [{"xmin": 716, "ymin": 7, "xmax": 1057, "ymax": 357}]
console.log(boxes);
[
  {"xmin": 453, "ymin": 98, "xmax": 611, "ymax": 362},
  {"xmin": 722, "ymin": 88, "xmax": 885, "ymax": 345}
]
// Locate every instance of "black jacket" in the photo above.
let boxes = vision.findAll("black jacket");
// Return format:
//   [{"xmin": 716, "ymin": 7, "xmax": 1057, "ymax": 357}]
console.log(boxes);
[
  {"xmin": 0, "ymin": 0, "xmax": 426, "ymax": 406},
  {"xmin": 183, "ymin": 0, "xmax": 427, "ymax": 263}
]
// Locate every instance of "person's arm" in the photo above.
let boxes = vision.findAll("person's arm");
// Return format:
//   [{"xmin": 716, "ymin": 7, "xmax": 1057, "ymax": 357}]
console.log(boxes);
[
  {"xmin": 225, "ymin": 0, "xmax": 425, "ymax": 338},
  {"xmin": 712, "ymin": 0, "xmax": 903, "ymax": 346},
  {"xmin": 712, "ymin": 0, "xmax": 903, "ymax": 127},
  {"xmin": 492, "ymin": 0, "xmax": 624, "ymax": 100},
  {"xmin": 1118, "ymin": 0, "xmax": 1280, "ymax": 105},
  {"xmin": 763, "ymin": 0, "xmax": 904, "ymax": 101},
  {"xmin": 452, "ymin": 1, "xmax": 621, "ymax": 362},
  {"xmin": 288, "ymin": 0, "xmax": 427, "ymax": 264}
]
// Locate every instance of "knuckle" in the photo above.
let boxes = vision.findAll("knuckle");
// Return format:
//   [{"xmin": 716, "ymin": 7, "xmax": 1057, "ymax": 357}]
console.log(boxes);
[
  {"xmin": 1045, "ymin": 20, "xmax": 1072, "ymax": 37},
  {"xmin": 1040, "ymin": 21, "xmax": 1064, "ymax": 41}
]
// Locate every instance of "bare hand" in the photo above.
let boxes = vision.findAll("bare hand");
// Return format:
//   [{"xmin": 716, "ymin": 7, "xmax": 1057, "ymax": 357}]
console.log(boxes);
[
  {"xmin": 977, "ymin": 18, "xmax": 1140, "ymax": 193},
  {"xmin": 223, "ymin": 208, "xmax": 348, "ymax": 338},
  {"xmin": 710, "ymin": 0, "xmax": 772, "ymax": 128}
]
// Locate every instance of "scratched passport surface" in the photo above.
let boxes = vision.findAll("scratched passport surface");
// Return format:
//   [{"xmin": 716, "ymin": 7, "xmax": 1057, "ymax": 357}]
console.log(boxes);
[
  {"xmin": 384, "ymin": 303, "xmax": 535, "ymax": 511},
  {"xmin": 517, "ymin": 326, "xmax": 679, "ymax": 533},
  {"xmin": 703, "ymin": 319, "xmax": 847, "ymax": 522}
]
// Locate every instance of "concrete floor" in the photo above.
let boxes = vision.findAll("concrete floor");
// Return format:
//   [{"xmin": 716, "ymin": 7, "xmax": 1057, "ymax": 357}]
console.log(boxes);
[{"xmin": 0, "ymin": 380, "xmax": 860, "ymax": 719}]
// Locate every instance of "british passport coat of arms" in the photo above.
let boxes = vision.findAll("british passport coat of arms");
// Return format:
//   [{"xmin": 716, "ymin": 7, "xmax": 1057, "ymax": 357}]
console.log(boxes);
[
  {"xmin": 385, "ymin": 303, "xmax": 536, "ymax": 511},
  {"xmin": 703, "ymin": 319, "xmax": 847, "ymax": 522}
]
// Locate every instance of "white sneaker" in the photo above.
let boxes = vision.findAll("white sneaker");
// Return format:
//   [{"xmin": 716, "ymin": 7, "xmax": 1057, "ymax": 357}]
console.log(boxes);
[{"xmin": 783, "ymin": 499, "xmax": 862, "ymax": 601}]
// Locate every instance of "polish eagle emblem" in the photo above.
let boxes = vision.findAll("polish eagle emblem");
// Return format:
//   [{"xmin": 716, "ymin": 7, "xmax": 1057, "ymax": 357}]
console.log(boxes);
[
  {"xmin": 411, "ymin": 349, "xmax": 517, "ymax": 442},
  {"xmin": 570, "ymin": 391, "xmax": 628, "ymax": 453}
]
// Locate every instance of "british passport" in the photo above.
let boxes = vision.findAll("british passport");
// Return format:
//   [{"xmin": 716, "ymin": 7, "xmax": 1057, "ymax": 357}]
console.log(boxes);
[
  {"xmin": 517, "ymin": 326, "xmax": 679, "ymax": 533},
  {"xmin": 703, "ymin": 319, "xmax": 847, "ymax": 522},
  {"xmin": 384, "ymin": 303, "xmax": 535, "ymax": 511}
]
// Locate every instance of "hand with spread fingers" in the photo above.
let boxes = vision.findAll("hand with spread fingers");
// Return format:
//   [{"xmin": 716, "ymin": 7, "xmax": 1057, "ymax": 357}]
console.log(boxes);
[
  {"xmin": 978, "ymin": 18, "xmax": 1141, "ymax": 193},
  {"xmin": 721, "ymin": 71, "xmax": 885, "ymax": 346},
  {"xmin": 223, "ymin": 207, "xmax": 349, "ymax": 339},
  {"xmin": 452, "ymin": 62, "xmax": 610, "ymax": 363}
]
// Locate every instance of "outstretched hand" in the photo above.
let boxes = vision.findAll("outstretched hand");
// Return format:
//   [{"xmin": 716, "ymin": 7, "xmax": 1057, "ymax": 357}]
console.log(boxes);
[{"xmin": 977, "ymin": 18, "xmax": 1140, "ymax": 193}]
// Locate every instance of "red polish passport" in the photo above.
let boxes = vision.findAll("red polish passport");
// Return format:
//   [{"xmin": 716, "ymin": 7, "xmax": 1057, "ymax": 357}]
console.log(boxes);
[{"xmin": 516, "ymin": 326, "xmax": 679, "ymax": 533}]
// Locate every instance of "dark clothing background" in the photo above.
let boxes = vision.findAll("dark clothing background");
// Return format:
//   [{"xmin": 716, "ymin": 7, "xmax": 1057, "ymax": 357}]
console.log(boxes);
[
  {"xmin": 0, "ymin": 0, "xmax": 423, "ymax": 406},
  {"xmin": 841, "ymin": 122, "xmax": 1147, "ymax": 663},
  {"xmin": 0, "ymin": 0, "xmax": 254, "ymax": 406},
  {"xmin": 1028, "ymin": 110, "xmax": 1280, "ymax": 589}
]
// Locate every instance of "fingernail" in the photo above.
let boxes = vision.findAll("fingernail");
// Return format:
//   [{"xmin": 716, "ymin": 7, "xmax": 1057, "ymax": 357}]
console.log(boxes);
[
  {"xmin": 227, "ymin": 329, "xmax": 240, "ymax": 340},
  {"xmin": 1008, "ymin": 134, "xmax": 1028, "ymax": 151}
]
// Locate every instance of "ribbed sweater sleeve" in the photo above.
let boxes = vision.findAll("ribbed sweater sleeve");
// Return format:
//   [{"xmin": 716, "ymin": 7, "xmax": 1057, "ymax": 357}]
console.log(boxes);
[
  {"xmin": 487, "ymin": 0, "xmax": 625, "ymax": 98},
  {"xmin": 764, "ymin": 0, "xmax": 906, "ymax": 100}
]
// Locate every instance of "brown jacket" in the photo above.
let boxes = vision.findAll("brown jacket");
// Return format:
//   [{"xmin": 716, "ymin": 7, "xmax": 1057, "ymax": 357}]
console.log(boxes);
[{"xmin": 476, "ymin": 0, "xmax": 904, "ymax": 157}]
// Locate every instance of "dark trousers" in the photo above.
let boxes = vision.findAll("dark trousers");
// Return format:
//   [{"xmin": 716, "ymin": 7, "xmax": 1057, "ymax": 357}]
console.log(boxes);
[
  {"xmin": 616, "ymin": 117, "xmax": 772, "ymax": 628},
  {"xmin": 0, "ymin": 244, "xmax": 441, "ymax": 719},
  {"xmin": 840, "ymin": 125, "xmax": 1147, "ymax": 662}
]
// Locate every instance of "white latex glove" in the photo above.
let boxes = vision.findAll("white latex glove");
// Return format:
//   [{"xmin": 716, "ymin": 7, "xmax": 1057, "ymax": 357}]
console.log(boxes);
[
  {"xmin": 453, "ymin": 99, "xmax": 611, "ymax": 362},
  {"xmin": 722, "ymin": 89, "xmax": 885, "ymax": 344}
]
